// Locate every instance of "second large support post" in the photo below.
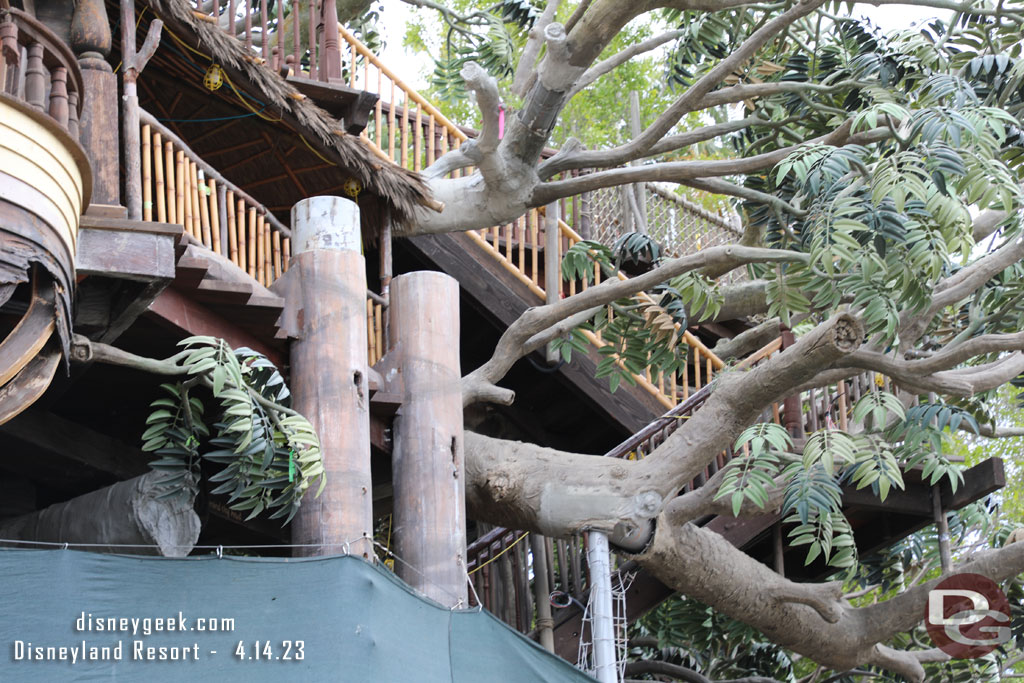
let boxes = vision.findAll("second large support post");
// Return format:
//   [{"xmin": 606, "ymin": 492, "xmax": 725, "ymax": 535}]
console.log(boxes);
[{"xmin": 390, "ymin": 271, "xmax": 467, "ymax": 607}]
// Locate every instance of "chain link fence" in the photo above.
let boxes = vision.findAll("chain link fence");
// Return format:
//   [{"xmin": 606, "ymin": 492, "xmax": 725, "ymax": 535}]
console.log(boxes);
[{"xmin": 580, "ymin": 181, "xmax": 746, "ymax": 283}]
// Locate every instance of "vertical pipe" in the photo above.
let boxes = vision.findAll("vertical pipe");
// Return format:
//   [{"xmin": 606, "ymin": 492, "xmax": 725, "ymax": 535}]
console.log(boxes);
[
  {"xmin": 389, "ymin": 270, "xmax": 467, "ymax": 608},
  {"xmin": 290, "ymin": 196, "xmax": 372, "ymax": 559},
  {"xmin": 586, "ymin": 531, "xmax": 617, "ymax": 683},
  {"xmin": 530, "ymin": 534, "xmax": 555, "ymax": 653}
]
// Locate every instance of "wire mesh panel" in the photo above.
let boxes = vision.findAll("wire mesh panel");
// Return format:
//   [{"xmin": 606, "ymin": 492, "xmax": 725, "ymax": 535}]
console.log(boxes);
[{"xmin": 586, "ymin": 182, "xmax": 746, "ymax": 283}]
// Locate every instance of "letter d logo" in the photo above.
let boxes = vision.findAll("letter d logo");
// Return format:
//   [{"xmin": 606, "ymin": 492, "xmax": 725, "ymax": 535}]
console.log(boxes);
[{"xmin": 925, "ymin": 573, "xmax": 1011, "ymax": 659}]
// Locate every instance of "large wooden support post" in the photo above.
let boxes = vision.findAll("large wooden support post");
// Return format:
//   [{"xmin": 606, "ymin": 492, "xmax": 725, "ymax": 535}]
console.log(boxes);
[
  {"xmin": 71, "ymin": 0, "xmax": 122, "ymax": 213},
  {"xmin": 289, "ymin": 197, "xmax": 373, "ymax": 558},
  {"xmin": 390, "ymin": 271, "xmax": 467, "ymax": 607}
]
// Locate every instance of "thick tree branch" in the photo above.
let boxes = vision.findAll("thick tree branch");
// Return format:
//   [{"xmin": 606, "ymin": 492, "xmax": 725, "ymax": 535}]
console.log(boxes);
[
  {"xmin": 512, "ymin": 0, "xmax": 563, "ymax": 97},
  {"xmin": 847, "ymin": 350, "xmax": 1024, "ymax": 396},
  {"xmin": 465, "ymin": 314, "xmax": 863, "ymax": 548},
  {"xmin": 634, "ymin": 515, "xmax": 1024, "ymax": 682},
  {"xmin": 902, "ymin": 235, "xmax": 1024, "ymax": 346},
  {"xmin": 540, "ymin": 118, "xmax": 762, "ymax": 178}
]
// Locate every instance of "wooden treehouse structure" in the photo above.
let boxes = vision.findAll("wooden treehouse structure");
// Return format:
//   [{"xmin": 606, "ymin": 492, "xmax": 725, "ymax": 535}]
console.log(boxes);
[{"xmin": 0, "ymin": 0, "xmax": 1005, "ymax": 676}]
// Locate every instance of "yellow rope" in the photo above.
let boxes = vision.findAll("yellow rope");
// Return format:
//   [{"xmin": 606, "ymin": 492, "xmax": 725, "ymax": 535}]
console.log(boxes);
[
  {"xmin": 298, "ymin": 131, "xmax": 337, "ymax": 165},
  {"xmin": 468, "ymin": 532, "xmax": 529, "ymax": 576}
]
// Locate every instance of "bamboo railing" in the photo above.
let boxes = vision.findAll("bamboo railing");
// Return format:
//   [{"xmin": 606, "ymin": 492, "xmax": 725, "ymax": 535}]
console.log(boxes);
[
  {"xmin": 138, "ymin": 110, "xmax": 393, "ymax": 364},
  {"xmin": 140, "ymin": 109, "xmax": 292, "ymax": 290},
  {"xmin": 188, "ymin": 0, "xmax": 343, "ymax": 80}
]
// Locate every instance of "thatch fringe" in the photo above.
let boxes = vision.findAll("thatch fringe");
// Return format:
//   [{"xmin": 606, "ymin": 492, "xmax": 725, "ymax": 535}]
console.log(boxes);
[{"xmin": 141, "ymin": 0, "xmax": 430, "ymax": 229}]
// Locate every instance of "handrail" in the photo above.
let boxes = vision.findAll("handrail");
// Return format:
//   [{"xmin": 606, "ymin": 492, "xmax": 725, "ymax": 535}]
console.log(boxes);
[
  {"xmin": 140, "ymin": 109, "xmax": 290, "ymax": 237},
  {"xmin": 1, "ymin": 8, "xmax": 83, "ymax": 138},
  {"xmin": 337, "ymin": 24, "xmax": 467, "ymax": 142}
]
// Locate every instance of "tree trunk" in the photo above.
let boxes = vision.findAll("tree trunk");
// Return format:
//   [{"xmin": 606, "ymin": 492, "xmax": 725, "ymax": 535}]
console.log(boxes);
[{"xmin": 0, "ymin": 472, "xmax": 200, "ymax": 557}]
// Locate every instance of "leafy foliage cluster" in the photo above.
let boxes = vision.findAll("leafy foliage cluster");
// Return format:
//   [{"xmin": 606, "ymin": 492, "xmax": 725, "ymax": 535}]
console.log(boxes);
[{"xmin": 141, "ymin": 337, "xmax": 325, "ymax": 524}]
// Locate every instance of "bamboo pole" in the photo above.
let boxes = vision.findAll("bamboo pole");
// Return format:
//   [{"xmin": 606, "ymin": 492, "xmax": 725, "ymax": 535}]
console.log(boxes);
[
  {"xmin": 272, "ymin": 230, "xmax": 282, "ymax": 280},
  {"xmin": 264, "ymin": 223, "xmax": 273, "ymax": 285},
  {"xmin": 209, "ymin": 179, "xmax": 221, "ymax": 255},
  {"xmin": 255, "ymin": 213, "xmax": 265, "ymax": 284},
  {"xmin": 198, "ymin": 171, "xmax": 213, "ymax": 248},
  {"xmin": 153, "ymin": 133, "xmax": 166, "ymax": 222},
  {"xmin": 189, "ymin": 162, "xmax": 202, "ymax": 242},
  {"xmin": 388, "ymin": 81, "xmax": 396, "ymax": 159},
  {"xmin": 283, "ymin": 237, "xmax": 291, "ymax": 270},
  {"xmin": 365, "ymin": 299, "xmax": 376, "ymax": 365},
  {"xmin": 247, "ymin": 207, "xmax": 257, "ymax": 279},
  {"xmin": 414, "ymin": 106, "xmax": 422, "ymax": 171},
  {"xmin": 530, "ymin": 210, "xmax": 539, "ymax": 285},
  {"xmin": 175, "ymin": 150, "xmax": 185, "ymax": 229},
  {"xmin": 400, "ymin": 92, "xmax": 409, "ymax": 169},
  {"xmin": 164, "ymin": 141, "xmax": 176, "ymax": 224},
  {"xmin": 141, "ymin": 124, "xmax": 152, "ymax": 221}
]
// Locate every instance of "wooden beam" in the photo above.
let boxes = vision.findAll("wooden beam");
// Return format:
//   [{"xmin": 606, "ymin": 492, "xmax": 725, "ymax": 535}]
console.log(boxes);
[
  {"xmin": 0, "ymin": 407, "xmax": 150, "ymax": 478},
  {"xmin": 145, "ymin": 286, "xmax": 285, "ymax": 367}
]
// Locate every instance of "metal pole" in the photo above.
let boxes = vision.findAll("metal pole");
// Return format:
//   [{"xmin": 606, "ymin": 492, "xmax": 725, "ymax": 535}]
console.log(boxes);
[
  {"xmin": 530, "ymin": 534, "xmax": 555, "ymax": 652},
  {"xmin": 586, "ymin": 530, "xmax": 617, "ymax": 683}
]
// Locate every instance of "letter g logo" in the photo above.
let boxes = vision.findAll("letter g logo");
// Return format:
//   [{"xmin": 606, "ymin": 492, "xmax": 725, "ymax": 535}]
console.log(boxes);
[{"xmin": 925, "ymin": 574, "xmax": 1011, "ymax": 658}]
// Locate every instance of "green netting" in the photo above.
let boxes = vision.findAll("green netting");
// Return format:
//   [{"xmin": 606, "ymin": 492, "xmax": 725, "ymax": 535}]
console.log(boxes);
[{"xmin": 0, "ymin": 548, "xmax": 594, "ymax": 682}]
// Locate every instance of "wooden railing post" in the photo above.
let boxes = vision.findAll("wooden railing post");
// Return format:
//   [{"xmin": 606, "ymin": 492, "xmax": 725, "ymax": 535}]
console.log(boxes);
[
  {"xmin": 544, "ymin": 202, "xmax": 560, "ymax": 364},
  {"xmin": 390, "ymin": 270, "xmax": 467, "ymax": 607},
  {"xmin": 319, "ymin": 0, "xmax": 341, "ymax": 82},
  {"xmin": 288, "ymin": 196, "xmax": 373, "ymax": 559}
]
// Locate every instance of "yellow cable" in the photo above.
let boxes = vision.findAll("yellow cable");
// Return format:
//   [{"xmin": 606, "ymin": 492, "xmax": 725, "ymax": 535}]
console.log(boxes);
[
  {"xmin": 298, "ymin": 131, "xmax": 337, "ymax": 165},
  {"xmin": 468, "ymin": 532, "xmax": 529, "ymax": 576}
]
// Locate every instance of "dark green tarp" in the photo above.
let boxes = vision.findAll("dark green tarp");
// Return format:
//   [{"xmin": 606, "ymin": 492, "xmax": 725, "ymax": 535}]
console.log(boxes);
[{"xmin": 0, "ymin": 548, "xmax": 594, "ymax": 682}]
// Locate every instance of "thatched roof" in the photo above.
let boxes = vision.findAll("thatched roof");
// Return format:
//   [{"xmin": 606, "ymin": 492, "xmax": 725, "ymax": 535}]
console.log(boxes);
[{"xmin": 142, "ymin": 0, "xmax": 430, "ymax": 228}]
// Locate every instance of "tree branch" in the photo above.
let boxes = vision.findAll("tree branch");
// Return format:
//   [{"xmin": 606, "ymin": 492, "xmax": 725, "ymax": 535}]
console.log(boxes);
[
  {"xmin": 512, "ymin": 0, "xmax": 563, "ymax": 98},
  {"xmin": 532, "ymin": 124, "xmax": 895, "ymax": 204},
  {"xmin": 462, "ymin": 246, "xmax": 806, "ymax": 405},
  {"xmin": 567, "ymin": 29, "xmax": 685, "ymax": 100},
  {"xmin": 541, "ymin": 0, "xmax": 826, "ymax": 176},
  {"xmin": 633, "ymin": 515, "xmax": 1024, "ymax": 682},
  {"xmin": 540, "ymin": 118, "xmax": 762, "ymax": 179}
]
